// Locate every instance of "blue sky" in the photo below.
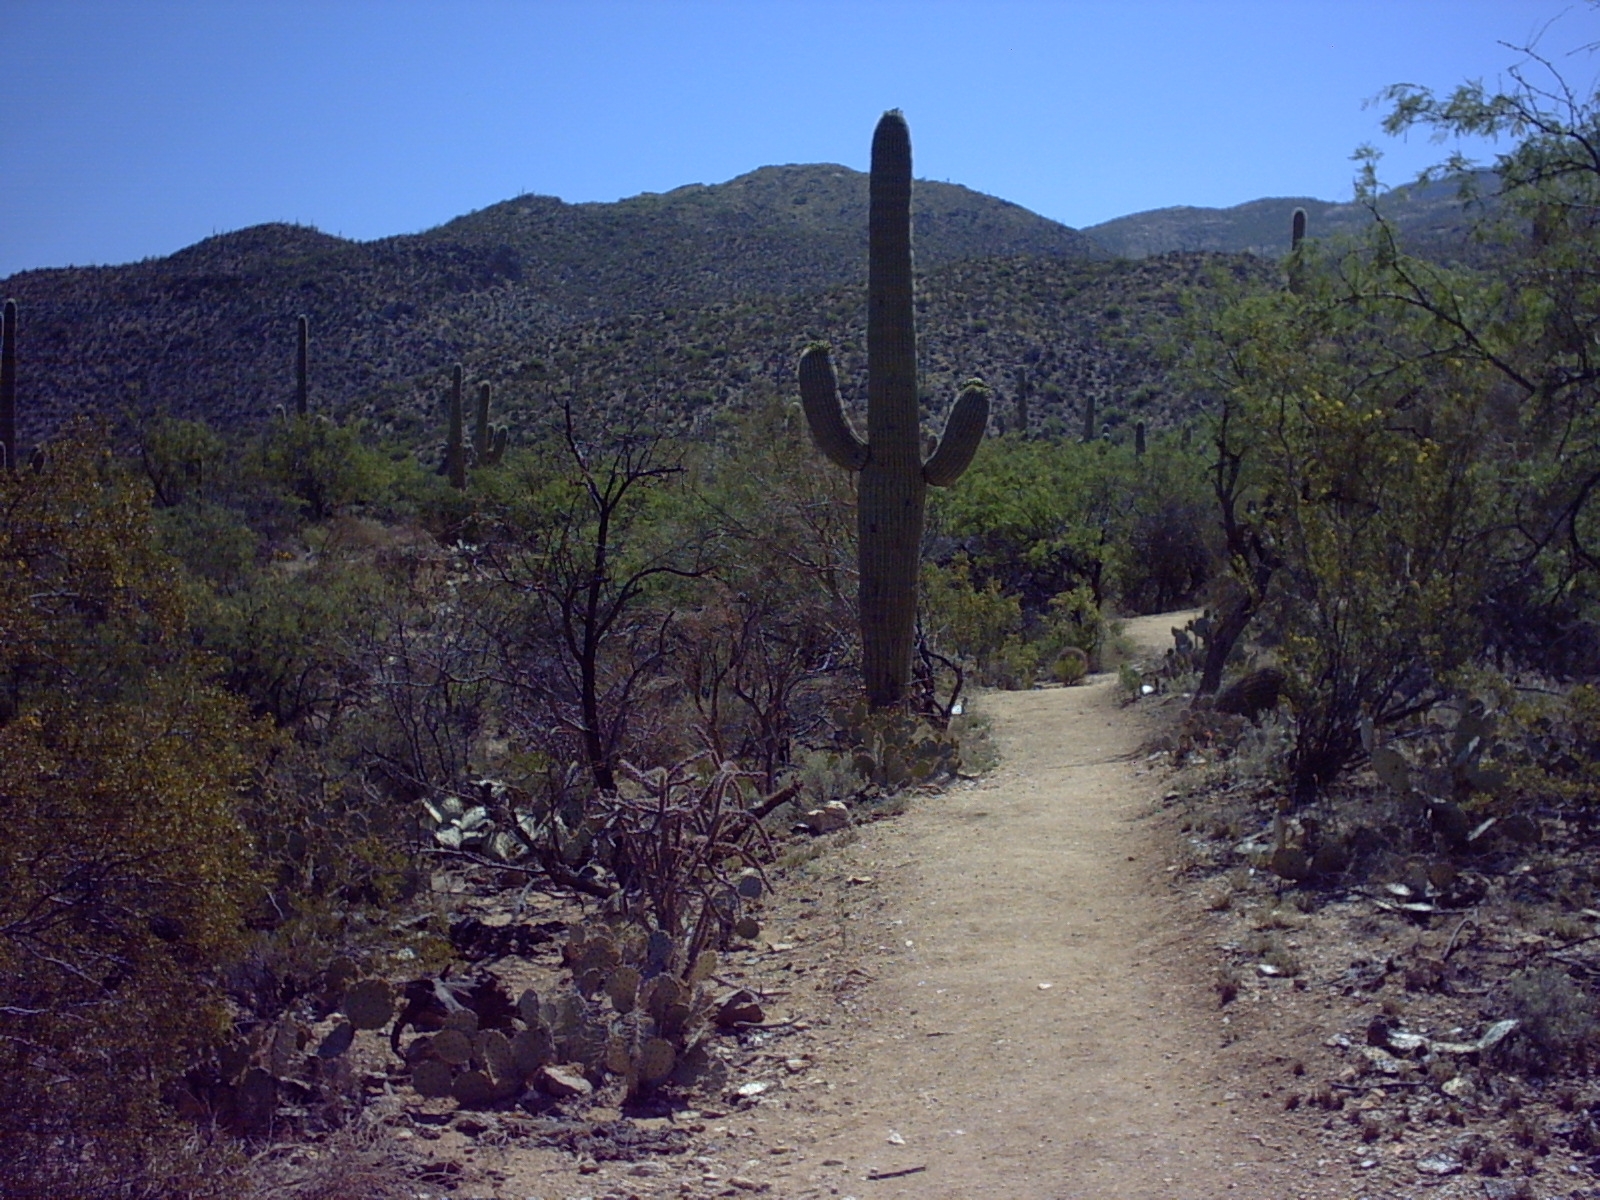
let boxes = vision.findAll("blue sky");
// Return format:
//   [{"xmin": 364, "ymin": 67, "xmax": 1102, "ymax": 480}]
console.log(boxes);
[{"xmin": 4, "ymin": 0, "xmax": 1595, "ymax": 279}]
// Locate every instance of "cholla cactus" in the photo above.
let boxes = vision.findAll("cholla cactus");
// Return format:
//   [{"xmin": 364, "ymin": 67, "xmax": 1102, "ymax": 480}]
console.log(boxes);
[{"xmin": 799, "ymin": 111, "xmax": 989, "ymax": 708}]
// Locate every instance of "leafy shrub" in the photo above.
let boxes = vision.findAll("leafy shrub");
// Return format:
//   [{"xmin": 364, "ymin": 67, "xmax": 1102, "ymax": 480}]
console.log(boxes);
[
  {"xmin": 0, "ymin": 428, "xmax": 267, "ymax": 1194},
  {"xmin": 1501, "ymin": 967, "xmax": 1597, "ymax": 1074},
  {"xmin": 1052, "ymin": 646, "xmax": 1089, "ymax": 685}
]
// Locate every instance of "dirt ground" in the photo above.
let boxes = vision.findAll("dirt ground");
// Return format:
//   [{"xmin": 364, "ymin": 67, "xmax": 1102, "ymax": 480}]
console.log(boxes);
[{"xmin": 388, "ymin": 610, "xmax": 1364, "ymax": 1200}]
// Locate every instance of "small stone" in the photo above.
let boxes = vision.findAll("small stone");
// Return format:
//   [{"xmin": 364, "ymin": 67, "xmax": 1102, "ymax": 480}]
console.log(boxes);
[
  {"xmin": 1359, "ymin": 1046, "xmax": 1404, "ymax": 1075},
  {"xmin": 887, "ymin": 1130, "xmax": 906, "ymax": 1145},
  {"xmin": 536, "ymin": 1064, "xmax": 593, "ymax": 1098},
  {"xmin": 715, "ymin": 989, "xmax": 766, "ymax": 1027},
  {"xmin": 1415, "ymin": 1152, "xmax": 1463, "ymax": 1176},
  {"xmin": 801, "ymin": 801, "xmax": 850, "ymax": 833},
  {"xmin": 1440, "ymin": 1075, "xmax": 1474, "ymax": 1098},
  {"xmin": 734, "ymin": 1080, "xmax": 770, "ymax": 1098}
]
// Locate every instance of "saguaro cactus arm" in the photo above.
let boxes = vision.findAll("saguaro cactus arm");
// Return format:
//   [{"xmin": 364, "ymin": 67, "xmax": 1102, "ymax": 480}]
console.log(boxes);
[
  {"xmin": 473, "ymin": 381, "xmax": 508, "ymax": 466},
  {"xmin": 799, "ymin": 345, "xmax": 868, "ymax": 471},
  {"xmin": 923, "ymin": 382, "xmax": 990, "ymax": 486}
]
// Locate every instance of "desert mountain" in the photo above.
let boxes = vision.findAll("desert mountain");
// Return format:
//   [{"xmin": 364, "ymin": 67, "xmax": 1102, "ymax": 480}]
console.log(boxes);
[
  {"xmin": 1083, "ymin": 174, "xmax": 1487, "ymax": 259},
  {"xmin": 3, "ymin": 164, "xmax": 1474, "ymax": 451}
]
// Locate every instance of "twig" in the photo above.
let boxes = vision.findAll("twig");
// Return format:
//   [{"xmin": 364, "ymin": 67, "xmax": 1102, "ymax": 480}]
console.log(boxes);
[
  {"xmin": 866, "ymin": 1165, "xmax": 927, "ymax": 1180},
  {"xmin": 1444, "ymin": 914, "xmax": 1478, "ymax": 959},
  {"xmin": 1330, "ymin": 1079, "xmax": 1430, "ymax": 1091},
  {"xmin": 1534, "ymin": 931, "xmax": 1600, "ymax": 956},
  {"xmin": 748, "ymin": 781, "xmax": 803, "ymax": 820}
]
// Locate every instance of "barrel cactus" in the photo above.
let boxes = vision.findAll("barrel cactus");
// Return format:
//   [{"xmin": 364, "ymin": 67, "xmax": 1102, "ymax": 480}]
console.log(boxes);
[{"xmin": 799, "ymin": 110, "xmax": 990, "ymax": 708}]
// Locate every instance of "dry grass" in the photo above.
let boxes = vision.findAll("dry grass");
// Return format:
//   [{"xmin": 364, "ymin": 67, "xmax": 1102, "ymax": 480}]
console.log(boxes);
[{"xmin": 244, "ymin": 1121, "xmax": 421, "ymax": 1200}]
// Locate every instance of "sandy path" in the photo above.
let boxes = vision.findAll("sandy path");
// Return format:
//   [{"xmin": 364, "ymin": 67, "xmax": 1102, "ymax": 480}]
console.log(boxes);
[
  {"xmin": 737, "ymin": 612, "xmax": 1322, "ymax": 1199},
  {"xmin": 485, "ymin": 611, "xmax": 1342, "ymax": 1199}
]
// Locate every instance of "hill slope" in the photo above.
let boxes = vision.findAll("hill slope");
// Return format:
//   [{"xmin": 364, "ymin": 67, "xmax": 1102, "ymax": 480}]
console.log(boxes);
[
  {"xmin": 1, "ymin": 165, "xmax": 1098, "ymax": 446},
  {"xmin": 1083, "ymin": 175, "xmax": 1486, "ymax": 259}
]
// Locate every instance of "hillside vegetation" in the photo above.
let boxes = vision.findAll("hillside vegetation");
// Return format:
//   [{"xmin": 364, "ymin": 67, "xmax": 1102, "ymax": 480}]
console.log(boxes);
[{"xmin": 1, "ymin": 164, "xmax": 1099, "ymax": 447}]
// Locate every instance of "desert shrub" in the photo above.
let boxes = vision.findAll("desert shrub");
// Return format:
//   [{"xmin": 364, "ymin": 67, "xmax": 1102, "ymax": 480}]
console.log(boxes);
[
  {"xmin": 252, "ymin": 413, "xmax": 386, "ymax": 521},
  {"xmin": 921, "ymin": 553, "xmax": 1022, "ymax": 673},
  {"xmin": 1501, "ymin": 967, "xmax": 1598, "ymax": 1074},
  {"xmin": 1052, "ymin": 645, "xmax": 1090, "ymax": 685},
  {"xmin": 0, "ymin": 428, "xmax": 267, "ymax": 1195}
]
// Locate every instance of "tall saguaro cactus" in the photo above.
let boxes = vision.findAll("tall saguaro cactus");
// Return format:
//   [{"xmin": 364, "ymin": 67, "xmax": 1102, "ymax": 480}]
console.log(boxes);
[
  {"xmin": 1287, "ymin": 207, "xmax": 1308, "ymax": 295},
  {"xmin": 1, "ymin": 299, "xmax": 16, "ymax": 471},
  {"xmin": 799, "ymin": 111, "xmax": 990, "ymax": 708}
]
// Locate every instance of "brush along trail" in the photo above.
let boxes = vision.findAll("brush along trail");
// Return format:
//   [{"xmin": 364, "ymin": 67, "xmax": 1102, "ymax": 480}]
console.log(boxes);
[{"xmin": 442, "ymin": 611, "xmax": 1347, "ymax": 1199}]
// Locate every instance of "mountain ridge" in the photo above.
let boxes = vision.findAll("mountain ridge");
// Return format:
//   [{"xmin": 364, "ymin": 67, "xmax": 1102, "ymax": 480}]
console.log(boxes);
[{"xmin": 1, "ymin": 163, "xmax": 1472, "ymax": 451}]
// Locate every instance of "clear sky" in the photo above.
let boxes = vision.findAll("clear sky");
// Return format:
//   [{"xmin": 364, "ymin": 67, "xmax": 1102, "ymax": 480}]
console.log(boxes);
[{"xmin": 4, "ymin": 0, "xmax": 1595, "ymax": 279}]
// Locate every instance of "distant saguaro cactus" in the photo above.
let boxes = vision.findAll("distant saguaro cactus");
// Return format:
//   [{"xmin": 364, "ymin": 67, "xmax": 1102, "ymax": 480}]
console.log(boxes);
[
  {"xmin": 1081, "ymin": 392, "xmax": 1097, "ymax": 444},
  {"xmin": 799, "ymin": 110, "xmax": 990, "ymax": 708},
  {"xmin": 1134, "ymin": 420, "xmax": 1146, "ymax": 457},
  {"xmin": 1, "ymin": 299, "xmax": 16, "ymax": 471},
  {"xmin": 473, "ymin": 381, "xmax": 508, "ymax": 467},
  {"xmin": 295, "ymin": 315, "xmax": 310, "ymax": 416},
  {"xmin": 1287, "ymin": 208, "xmax": 1307, "ymax": 295},
  {"xmin": 1013, "ymin": 369, "xmax": 1031, "ymax": 439}
]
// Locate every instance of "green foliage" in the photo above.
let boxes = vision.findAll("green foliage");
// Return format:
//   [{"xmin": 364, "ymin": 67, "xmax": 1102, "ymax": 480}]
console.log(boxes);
[
  {"xmin": 254, "ymin": 412, "xmax": 389, "ymax": 521},
  {"xmin": 139, "ymin": 413, "xmax": 229, "ymax": 507},
  {"xmin": 921, "ymin": 554, "xmax": 1022, "ymax": 673},
  {"xmin": 1052, "ymin": 645, "xmax": 1089, "ymax": 686},
  {"xmin": 0, "ymin": 427, "xmax": 266, "ymax": 1191},
  {"xmin": 929, "ymin": 432, "xmax": 1212, "ymax": 618}
]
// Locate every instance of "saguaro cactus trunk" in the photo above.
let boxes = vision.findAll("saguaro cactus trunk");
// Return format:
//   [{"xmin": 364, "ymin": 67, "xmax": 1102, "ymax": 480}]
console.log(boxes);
[
  {"xmin": 799, "ymin": 111, "xmax": 990, "ymax": 708},
  {"xmin": 446, "ymin": 365, "xmax": 467, "ymax": 490}
]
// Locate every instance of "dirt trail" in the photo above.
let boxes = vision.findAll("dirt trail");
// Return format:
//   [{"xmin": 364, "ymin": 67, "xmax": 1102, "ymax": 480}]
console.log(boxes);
[
  {"xmin": 723, "ymin": 610, "xmax": 1322, "ymax": 1200},
  {"xmin": 485, "ymin": 612, "xmax": 1345, "ymax": 1199}
]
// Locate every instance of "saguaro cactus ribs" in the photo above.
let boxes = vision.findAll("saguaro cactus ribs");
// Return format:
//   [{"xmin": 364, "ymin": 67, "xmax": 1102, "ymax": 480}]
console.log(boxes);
[{"xmin": 799, "ymin": 110, "xmax": 990, "ymax": 707}]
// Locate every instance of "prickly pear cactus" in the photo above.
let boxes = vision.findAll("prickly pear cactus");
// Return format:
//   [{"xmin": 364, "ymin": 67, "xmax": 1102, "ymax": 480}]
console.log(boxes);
[{"xmin": 799, "ymin": 111, "xmax": 990, "ymax": 708}]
